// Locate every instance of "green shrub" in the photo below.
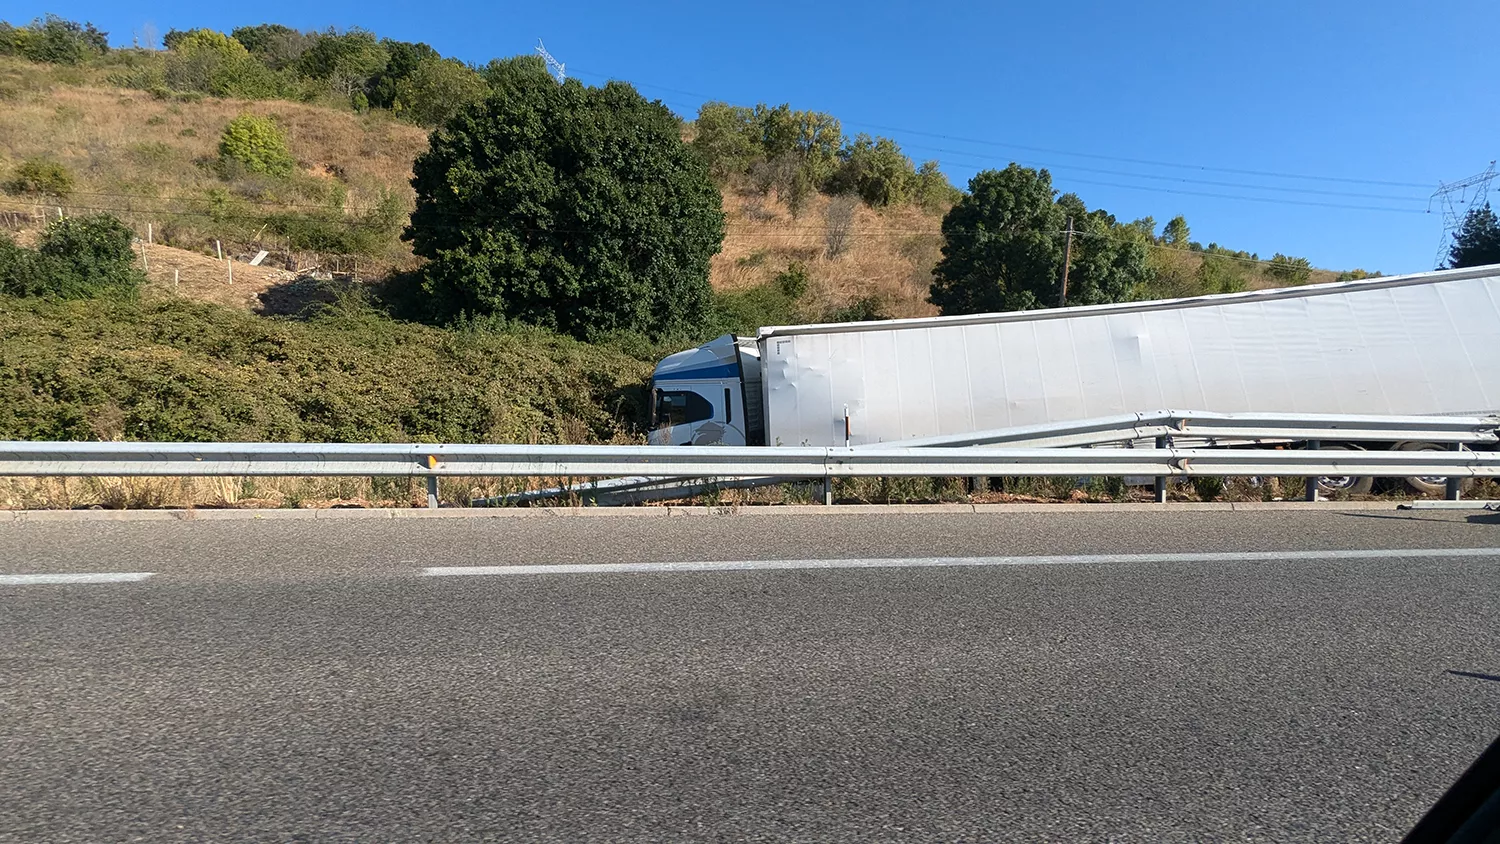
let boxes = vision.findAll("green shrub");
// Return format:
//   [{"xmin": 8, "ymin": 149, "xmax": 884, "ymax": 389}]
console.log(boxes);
[
  {"xmin": 1191, "ymin": 476, "xmax": 1226, "ymax": 501},
  {"xmin": 0, "ymin": 214, "xmax": 143, "ymax": 299},
  {"xmin": 0, "ymin": 295, "xmax": 653, "ymax": 444},
  {"xmin": 775, "ymin": 261, "xmax": 809, "ymax": 300},
  {"xmin": 823, "ymin": 295, "xmax": 890, "ymax": 323},
  {"xmin": 4, "ymin": 157, "xmax": 75, "ymax": 197},
  {"xmin": 1267, "ymin": 253, "xmax": 1313, "ymax": 285},
  {"xmin": 218, "ymin": 113, "xmax": 295, "ymax": 177},
  {"xmin": 707, "ymin": 284, "xmax": 799, "ymax": 336}
]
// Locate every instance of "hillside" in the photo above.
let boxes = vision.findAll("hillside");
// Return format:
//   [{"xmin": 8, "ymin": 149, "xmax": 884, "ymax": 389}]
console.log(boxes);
[
  {"xmin": 0, "ymin": 53, "xmax": 1356, "ymax": 324},
  {"xmin": 0, "ymin": 57, "xmax": 948, "ymax": 318}
]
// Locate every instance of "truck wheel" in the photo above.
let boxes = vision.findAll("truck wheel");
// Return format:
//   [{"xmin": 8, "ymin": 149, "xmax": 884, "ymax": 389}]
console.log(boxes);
[
  {"xmin": 1314, "ymin": 444, "xmax": 1374, "ymax": 497},
  {"xmin": 1394, "ymin": 442, "xmax": 1473, "ymax": 496}
]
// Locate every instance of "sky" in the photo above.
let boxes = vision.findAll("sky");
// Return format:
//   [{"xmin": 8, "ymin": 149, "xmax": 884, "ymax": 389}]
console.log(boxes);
[{"xmin": 14, "ymin": 0, "xmax": 1500, "ymax": 274}]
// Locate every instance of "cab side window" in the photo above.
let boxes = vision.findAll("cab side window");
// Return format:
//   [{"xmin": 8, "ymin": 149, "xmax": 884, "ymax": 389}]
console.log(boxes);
[{"xmin": 655, "ymin": 390, "xmax": 715, "ymax": 427}]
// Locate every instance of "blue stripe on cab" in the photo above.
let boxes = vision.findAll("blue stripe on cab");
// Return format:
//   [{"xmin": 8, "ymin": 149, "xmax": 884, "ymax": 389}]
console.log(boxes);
[{"xmin": 653, "ymin": 363, "xmax": 740, "ymax": 381}]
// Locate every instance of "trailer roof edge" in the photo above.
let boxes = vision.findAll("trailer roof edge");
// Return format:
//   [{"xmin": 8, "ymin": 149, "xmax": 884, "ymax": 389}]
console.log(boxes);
[{"xmin": 756, "ymin": 263, "xmax": 1500, "ymax": 340}]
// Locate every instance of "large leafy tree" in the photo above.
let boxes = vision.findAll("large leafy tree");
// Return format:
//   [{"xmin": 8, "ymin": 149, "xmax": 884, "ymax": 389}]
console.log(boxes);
[
  {"xmin": 929, "ymin": 165, "xmax": 1063, "ymax": 313},
  {"xmin": 404, "ymin": 60, "xmax": 725, "ymax": 339},
  {"xmin": 1446, "ymin": 203, "xmax": 1500, "ymax": 269},
  {"xmin": 930, "ymin": 165, "xmax": 1152, "ymax": 313}
]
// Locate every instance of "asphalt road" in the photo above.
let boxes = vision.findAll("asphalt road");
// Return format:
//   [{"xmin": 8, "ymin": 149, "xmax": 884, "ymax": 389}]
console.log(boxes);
[{"xmin": 2, "ymin": 508, "xmax": 1499, "ymax": 842}]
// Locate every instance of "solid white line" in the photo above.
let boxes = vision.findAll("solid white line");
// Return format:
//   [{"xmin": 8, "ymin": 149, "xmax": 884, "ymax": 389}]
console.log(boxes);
[
  {"xmin": 423, "ymin": 547, "xmax": 1500, "ymax": 577},
  {"xmin": 0, "ymin": 572, "xmax": 155, "ymax": 585}
]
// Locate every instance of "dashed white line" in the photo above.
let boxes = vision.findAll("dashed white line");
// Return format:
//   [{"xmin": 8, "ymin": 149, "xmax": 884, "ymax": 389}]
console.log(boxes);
[
  {"xmin": 422, "ymin": 547, "xmax": 1500, "ymax": 577},
  {"xmin": 0, "ymin": 572, "xmax": 156, "ymax": 586}
]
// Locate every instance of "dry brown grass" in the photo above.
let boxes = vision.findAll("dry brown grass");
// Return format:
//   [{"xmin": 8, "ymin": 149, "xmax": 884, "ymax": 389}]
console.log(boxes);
[
  {"xmin": 0, "ymin": 57, "xmax": 428, "ymax": 270},
  {"xmin": 4, "ymin": 472, "xmax": 1488, "ymax": 510},
  {"xmin": 714, "ymin": 183, "xmax": 944, "ymax": 318}
]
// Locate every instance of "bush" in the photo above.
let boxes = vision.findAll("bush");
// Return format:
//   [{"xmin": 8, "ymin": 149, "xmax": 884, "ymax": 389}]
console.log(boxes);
[
  {"xmin": 262, "ymin": 189, "xmax": 406, "ymax": 255},
  {"xmin": 4, "ymin": 157, "xmax": 75, "ymax": 198},
  {"xmin": 823, "ymin": 295, "xmax": 890, "ymax": 323},
  {"xmin": 775, "ymin": 261, "xmax": 809, "ymax": 300},
  {"xmin": 1266, "ymin": 253, "xmax": 1312, "ymax": 285},
  {"xmin": 824, "ymin": 194, "xmax": 858, "ymax": 258},
  {"xmin": 707, "ymin": 284, "xmax": 799, "ymax": 336},
  {"xmin": 0, "ymin": 295, "xmax": 653, "ymax": 444},
  {"xmin": 0, "ymin": 214, "xmax": 143, "ymax": 299},
  {"xmin": 218, "ymin": 114, "xmax": 295, "ymax": 177},
  {"xmin": 828, "ymin": 134, "xmax": 916, "ymax": 208},
  {"xmin": 1190, "ymin": 476, "xmax": 1226, "ymax": 501}
]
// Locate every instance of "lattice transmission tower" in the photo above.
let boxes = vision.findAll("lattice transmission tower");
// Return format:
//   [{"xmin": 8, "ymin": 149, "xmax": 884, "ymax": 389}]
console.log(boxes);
[
  {"xmin": 1430, "ymin": 160, "xmax": 1496, "ymax": 266},
  {"xmin": 535, "ymin": 39, "xmax": 566, "ymax": 83}
]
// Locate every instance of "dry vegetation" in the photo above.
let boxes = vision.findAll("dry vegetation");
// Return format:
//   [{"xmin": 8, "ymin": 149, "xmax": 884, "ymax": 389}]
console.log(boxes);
[
  {"xmin": 0, "ymin": 56, "xmax": 428, "ymax": 272},
  {"xmin": 5, "ymin": 472, "xmax": 1482, "ymax": 510},
  {"xmin": 715, "ymin": 184, "xmax": 944, "ymax": 318},
  {"xmin": 0, "ymin": 57, "xmax": 953, "ymax": 317}
]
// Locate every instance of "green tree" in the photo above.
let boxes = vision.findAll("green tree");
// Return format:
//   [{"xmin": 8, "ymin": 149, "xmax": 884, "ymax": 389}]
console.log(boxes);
[
  {"xmin": 929, "ymin": 165, "xmax": 1063, "ymax": 313},
  {"xmin": 367, "ymin": 39, "xmax": 439, "ymax": 109},
  {"xmin": 690, "ymin": 102, "xmax": 760, "ymax": 181},
  {"xmin": 1266, "ymin": 252, "xmax": 1313, "ymax": 285},
  {"xmin": 829, "ymin": 134, "xmax": 917, "ymax": 207},
  {"xmin": 0, "ymin": 15, "xmax": 108, "ymax": 64},
  {"xmin": 930, "ymin": 167, "xmax": 1151, "ymax": 313},
  {"xmin": 1196, "ymin": 253, "xmax": 1249, "ymax": 294},
  {"xmin": 1054, "ymin": 195, "xmax": 1154, "ymax": 305},
  {"xmin": 218, "ymin": 114, "xmax": 295, "ymax": 176},
  {"xmin": 230, "ymin": 23, "xmax": 313, "ymax": 71},
  {"xmin": 389, "ymin": 57, "xmax": 485, "ymax": 127},
  {"xmin": 297, "ymin": 28, "xmax": 387, "ymax": 99},
  {"xmin": 912, "ymin": 160, "xmax": 962, "ymax": 212},
  {"xmin": 1162, "ymin": 215, "xmax": 1190, "ymax": 247},
  {"xmin": 404, "ymin": 69, "xmax": 725, "ymax": 339},
  {"xmin": 165, "ymin": 29, "xmax": 286, "ymax": 98},
  {"xmin": 1446, "ymin": 203, "xmax": 1500, "ymax": 269}
]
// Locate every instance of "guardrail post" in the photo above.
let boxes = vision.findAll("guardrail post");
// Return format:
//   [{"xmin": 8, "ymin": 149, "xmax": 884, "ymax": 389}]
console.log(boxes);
[
  {"xmin": 1154, "ymin": 435, "xmax": 1169, "ymax": 503},
  {"xmin": 1446, "ymin": 442, "xmax": 1463, "ymax": 501},
  {"xmin": 1304, "ymin": 440, "xmax": 1320, "ymax": 502},
  {"xmin": 426, "ymin": 476, "xmax": 439, "ymax": 509},
  {"xmin": 822, "ymin": 475, "xmax": 833, "ymax": 506}
]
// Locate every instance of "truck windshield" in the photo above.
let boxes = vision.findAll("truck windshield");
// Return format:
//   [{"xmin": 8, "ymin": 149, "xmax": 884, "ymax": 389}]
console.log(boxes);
[{"xmin": 654, "ymin": 390, "xmax": 714, "ymax": 429}]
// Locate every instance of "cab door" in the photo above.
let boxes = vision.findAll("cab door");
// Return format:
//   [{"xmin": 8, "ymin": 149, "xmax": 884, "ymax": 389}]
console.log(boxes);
[{"xmin": 649, "ymin": 382, "xmax": 746, "ymax": 446}]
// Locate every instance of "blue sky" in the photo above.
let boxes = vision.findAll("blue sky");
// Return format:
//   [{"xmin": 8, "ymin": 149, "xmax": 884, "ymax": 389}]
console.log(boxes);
[{"xmin": 14, "ymin": 0, "xmax": 1500, "ymax": 274}]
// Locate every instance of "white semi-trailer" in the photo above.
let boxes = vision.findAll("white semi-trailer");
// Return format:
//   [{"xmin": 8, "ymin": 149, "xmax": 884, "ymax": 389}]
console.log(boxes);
[{"xmin": 648, "ymin": 264, "xmax": 1500, "ymax": 489}]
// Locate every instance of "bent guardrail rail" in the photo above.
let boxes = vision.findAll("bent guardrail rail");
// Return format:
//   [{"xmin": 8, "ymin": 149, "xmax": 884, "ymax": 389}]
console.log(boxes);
[{"xmin": 2, "ymin": 436, "xmax": 1498, "ymax": 508}]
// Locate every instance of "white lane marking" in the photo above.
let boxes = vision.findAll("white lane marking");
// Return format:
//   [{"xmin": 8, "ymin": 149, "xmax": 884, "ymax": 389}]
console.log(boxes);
[
  {"xmin": 423, "ymin": 547, "xmax": 1500, "ymax": 577},
  {"xmin": 0, "ymin": 572, "xmax": 155, "ymax": 586}
]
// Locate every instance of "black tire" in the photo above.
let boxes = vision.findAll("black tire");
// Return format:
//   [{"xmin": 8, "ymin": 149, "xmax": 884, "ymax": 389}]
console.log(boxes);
[
  {"xmin": 1314, "ymin": 444, "xmax": 1374, "ymax": 497},
  {"xmin": 1394, "ymin": 442, "xmax": 1474, "ymax": 496}
]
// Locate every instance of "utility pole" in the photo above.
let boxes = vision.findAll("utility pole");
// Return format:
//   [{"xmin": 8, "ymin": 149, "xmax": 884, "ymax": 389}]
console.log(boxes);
[{"xmin": 1058, "ymin": 216, "xmax": 1074, "ymax": 308}]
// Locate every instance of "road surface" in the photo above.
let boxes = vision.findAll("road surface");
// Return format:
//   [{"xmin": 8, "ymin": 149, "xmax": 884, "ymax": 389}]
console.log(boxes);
[{"xmin": 2, "ymin": 508, "xmax": 1498, "ymax": 842}]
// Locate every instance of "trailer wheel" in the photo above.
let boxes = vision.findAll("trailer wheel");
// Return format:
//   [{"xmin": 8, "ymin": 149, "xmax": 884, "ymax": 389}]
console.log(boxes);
[
  {"xmin": 1394, "ymin": 442, "xmax": 1474, "ymax": 496},
  {"xmin": 1315, "ymin": 444, "xmax": 1374, "ymax": 497}
]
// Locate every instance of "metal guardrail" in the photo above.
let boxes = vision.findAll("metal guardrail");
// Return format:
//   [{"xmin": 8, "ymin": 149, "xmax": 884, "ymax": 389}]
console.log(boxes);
[
  {"xmin": 2, "ymin": 412, "xmax": 1495, "ymax": 507},
  {"xmin": 3, "ymin": 441, "xmax": 1498, "ymax": 479},
  {"xmin": 901, "ymin": 410, "xmax": 1500, "ymax": 449},
  {"xmin": 489, "ymin": 410, "xmax": 1500, "ymax": 506}
]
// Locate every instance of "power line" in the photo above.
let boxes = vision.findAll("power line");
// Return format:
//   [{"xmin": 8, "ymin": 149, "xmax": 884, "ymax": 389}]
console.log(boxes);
[
  {"xmin": 878, "ymin": 142, "xmax": 1431, "ymax": 203},
  {"xmin": 567, "ymin": 68, "xmax": 1438, "ymax": 190}
]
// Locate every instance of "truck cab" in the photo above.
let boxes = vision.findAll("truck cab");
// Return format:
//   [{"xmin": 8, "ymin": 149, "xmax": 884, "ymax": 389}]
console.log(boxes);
[{"xmin": 649, "ymin": 334, "xmax": 762, "ymax": 446}]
